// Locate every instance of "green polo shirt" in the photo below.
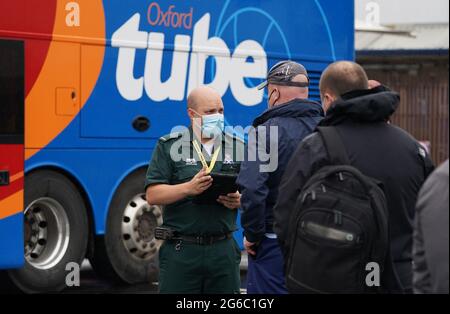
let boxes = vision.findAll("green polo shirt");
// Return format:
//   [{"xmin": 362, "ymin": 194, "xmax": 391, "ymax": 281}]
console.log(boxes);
[{"xmin": 145, "ymin": 127, "xmax": 245, "ymax": 236}]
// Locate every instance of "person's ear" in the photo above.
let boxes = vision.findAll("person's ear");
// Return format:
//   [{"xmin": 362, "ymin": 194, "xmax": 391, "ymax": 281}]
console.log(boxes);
[
  {"xmin": 326, "ymin": 93, "xmax": 334, "ymax": 112},
  {"xmin": 274, "ymin": 89, "xmax": 280, "ymax": 103},
  {"xmin": 321, "ymin": 92, "xmax": 335, "ymax": 113},
  {"xmin": 188, "ymin": 108, "xmax": 197, "ymax": 120},
  {"xmin": 189, "ymin": 108, "xmax": 203, "ymax": 130},
  {"xmin": 269, "ymin": 88, "xmax": 280, "ymax": 108}
]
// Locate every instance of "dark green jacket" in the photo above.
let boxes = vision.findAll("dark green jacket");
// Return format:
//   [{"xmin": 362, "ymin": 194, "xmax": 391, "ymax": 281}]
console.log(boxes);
[{"xmin": 145, "ymin": 127, "xmax": 245, "ymax": 236}]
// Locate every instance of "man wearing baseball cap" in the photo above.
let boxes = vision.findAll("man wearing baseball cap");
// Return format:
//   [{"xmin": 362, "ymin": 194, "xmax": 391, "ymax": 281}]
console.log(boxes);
[
  {"xmin": 237, "ymin": 61, "xmax": 324, "ymax": 294},
  {"xmin": 256, "ymin": 60, "xmax": 310, "ymax": 91}
]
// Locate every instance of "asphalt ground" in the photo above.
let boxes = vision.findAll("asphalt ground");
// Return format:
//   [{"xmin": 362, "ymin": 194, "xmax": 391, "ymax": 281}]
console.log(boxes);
[{"xmin": 64, "ymin": 253, "xmax": 248, "ymax": 294}]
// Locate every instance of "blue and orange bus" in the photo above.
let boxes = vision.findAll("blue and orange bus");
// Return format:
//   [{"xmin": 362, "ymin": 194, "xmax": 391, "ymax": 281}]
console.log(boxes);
[{"xmin": 0, "ymin": 0, "xmax": 354, "ymax": 292}]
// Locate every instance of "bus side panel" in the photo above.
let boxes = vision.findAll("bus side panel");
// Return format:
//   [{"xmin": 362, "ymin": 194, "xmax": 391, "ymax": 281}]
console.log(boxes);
[
  {"xmin": 0, "ymin": 144, "xmax": 25, "ymax": 269},
  {"xmin": 0, "ymin": 213, "xmax": 24, "ymax": 269},
  {"xmin": 25, "ymin": 148, "xmax": 154, "ymax": 234}
]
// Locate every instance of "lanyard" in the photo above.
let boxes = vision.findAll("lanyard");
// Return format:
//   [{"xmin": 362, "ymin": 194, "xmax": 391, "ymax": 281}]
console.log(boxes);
[{"xmin": 192, "ymin": 140, "xmax": 221, "ymax": 174}]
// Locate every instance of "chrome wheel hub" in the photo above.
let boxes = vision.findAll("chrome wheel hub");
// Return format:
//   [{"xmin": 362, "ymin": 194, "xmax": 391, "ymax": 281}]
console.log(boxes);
[
  {"xmin": 24, "ymin": 197, "xmax": 70, "ymax": 270},
  {"xmin": 121, "ymin": 194, "xmax": 163, "ymax": 261}
]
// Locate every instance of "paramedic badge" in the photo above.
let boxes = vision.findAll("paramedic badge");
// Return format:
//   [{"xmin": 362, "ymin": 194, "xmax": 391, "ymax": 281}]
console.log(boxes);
[
  {"xmin": 224, "ymin": 154, "xmax": 234, "ymax": 165},
  {"xmin": 185, "ymin": 158, "xmax": 197, "ymax": 166}
]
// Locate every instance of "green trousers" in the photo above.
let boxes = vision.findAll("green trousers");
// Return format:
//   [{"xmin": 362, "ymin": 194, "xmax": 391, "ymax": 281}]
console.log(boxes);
[{"xmin": 158, "ymin": 237, "xmax": 241, "ymax": 294}]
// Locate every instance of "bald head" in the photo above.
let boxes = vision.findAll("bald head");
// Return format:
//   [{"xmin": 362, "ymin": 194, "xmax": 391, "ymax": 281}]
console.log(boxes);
[
  {"xmin": 320, "ymin": 61, "xmax": 369, "ymax": 97},
  {"xmin": 187, "ymin": 86, "xmax": 222, "ymax": 111},
  {"xmin": 368, "ymin": 80, "xmax": 381, "ymax": 89},
  {"xmin": 187, "ymin": 86, "xmax": 224, "ymax": 140},
  {"xmin": 319, "ymin": 61, "xmax": 369, "ymax": 112}
]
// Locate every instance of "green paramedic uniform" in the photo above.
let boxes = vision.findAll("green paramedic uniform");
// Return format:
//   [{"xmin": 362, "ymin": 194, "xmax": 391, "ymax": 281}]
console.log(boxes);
[{"xmin": 145, "ymin": 127, "xmax": 245, "ymax": 294}]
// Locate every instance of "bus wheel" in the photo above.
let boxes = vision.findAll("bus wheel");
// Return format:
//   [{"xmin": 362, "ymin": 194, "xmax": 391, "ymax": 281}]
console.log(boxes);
[
  {"xmin": 90, "ymin": 169, "xmax": 162, "ymax": 285},
  {"xmin": 8, "ymin": 170, "xmax": 89, "ymax": 293}
]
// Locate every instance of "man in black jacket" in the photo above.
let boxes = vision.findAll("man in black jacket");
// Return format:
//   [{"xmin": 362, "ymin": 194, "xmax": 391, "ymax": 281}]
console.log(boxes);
[
  {"xmin": 237, "ymin": 61, "xmax": 324, "ymax": 294},
  {"xmin": 274, "ymin": 61, "xmax": 434, "ymax": 292}
]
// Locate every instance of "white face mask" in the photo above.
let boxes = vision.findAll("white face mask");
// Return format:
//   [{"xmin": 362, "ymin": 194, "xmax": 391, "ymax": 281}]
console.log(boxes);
[
  {"xmin": 192, "ymin": 110, "xmax": 225, "ymax": 138},
  {"xmin": 201, "ymin": 113, "xmax": 225, "ymax": 138}
]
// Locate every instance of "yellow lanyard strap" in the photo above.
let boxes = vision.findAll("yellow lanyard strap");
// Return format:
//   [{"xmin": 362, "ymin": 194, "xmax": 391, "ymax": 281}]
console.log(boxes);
[{"xmin": 192, "ymin": 140, "xmax": 221, "ymax": 174}]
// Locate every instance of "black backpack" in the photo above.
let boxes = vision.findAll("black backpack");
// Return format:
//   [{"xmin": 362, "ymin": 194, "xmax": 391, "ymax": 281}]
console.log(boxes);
[{"xmin": 286, "ymin": 126, "xmax": 400, "ymax": 294}]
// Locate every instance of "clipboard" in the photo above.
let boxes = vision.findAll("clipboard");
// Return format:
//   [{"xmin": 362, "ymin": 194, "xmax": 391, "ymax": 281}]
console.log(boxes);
[{"xmin": 193, "ymin": 172, "xmax": 239, "ymax": 205}]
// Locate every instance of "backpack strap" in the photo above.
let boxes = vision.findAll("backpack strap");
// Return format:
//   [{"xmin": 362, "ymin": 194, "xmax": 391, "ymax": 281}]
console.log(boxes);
[{"xmin": 317, "ymin": 126, "xmax": 351, "ymax": 165}]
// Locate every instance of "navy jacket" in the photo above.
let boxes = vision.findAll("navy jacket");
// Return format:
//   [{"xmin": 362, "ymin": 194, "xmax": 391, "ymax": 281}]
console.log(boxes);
[{"xmin": 237, "ymin": 99, "xmax": 324, "ymax": 243}]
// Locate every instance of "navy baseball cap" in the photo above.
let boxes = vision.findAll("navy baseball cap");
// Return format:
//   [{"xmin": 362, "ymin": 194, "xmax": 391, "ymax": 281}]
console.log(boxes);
[{"xmin": 257, "ymin": 60, "xmax": 310, "ymax": 90}]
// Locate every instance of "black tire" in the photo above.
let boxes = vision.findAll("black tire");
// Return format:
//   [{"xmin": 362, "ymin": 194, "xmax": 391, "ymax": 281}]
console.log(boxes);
[
  {"xmin": 0, "ymin": 271, "xmax": 21, "ymax": 294},
  {"xmin": 90, "ymin": 169, "xmax": 161, "ymax": 285},
  {"xmin": 6, "ymin": 170, "xmax": 89, "ymax": 293}
]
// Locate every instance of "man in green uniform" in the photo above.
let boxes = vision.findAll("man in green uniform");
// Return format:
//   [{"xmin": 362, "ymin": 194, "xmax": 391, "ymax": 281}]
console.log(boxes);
[{"xmin": 145, "ymin": 86, "xmax": 245, "ymax": 294}]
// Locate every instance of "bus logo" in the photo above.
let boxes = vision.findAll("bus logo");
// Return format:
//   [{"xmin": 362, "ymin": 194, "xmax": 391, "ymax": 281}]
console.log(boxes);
[
  {"xmin": 112, "ymin": 11, "xmax": 268, "ymax": 106},
  {"xmin": 147, "ymin": 2, "xmax": 194, "ymax": 30}
]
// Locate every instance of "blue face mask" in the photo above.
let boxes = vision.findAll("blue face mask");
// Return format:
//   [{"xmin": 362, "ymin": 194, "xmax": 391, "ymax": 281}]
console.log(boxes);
[{"xmin": 200, "ymin": 113, "xmax": 225, "ymax": 138}]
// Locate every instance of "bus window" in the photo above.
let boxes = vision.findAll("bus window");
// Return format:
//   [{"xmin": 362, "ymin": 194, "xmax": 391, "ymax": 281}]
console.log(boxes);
[{"xmin": 0, "ymin": 40, "xmax": 24, "ymax": 139}]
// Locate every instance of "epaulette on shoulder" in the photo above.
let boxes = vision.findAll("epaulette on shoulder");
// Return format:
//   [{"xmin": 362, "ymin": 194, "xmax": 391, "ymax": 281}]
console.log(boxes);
[{"xmin": 159, "ymin": 132, "xmax": 183, "ymax": 143}]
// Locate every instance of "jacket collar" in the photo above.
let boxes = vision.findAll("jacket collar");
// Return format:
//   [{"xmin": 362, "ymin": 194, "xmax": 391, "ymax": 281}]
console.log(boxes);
[
  {"xmin": 319, "ymin": 86, "xmax": 400, "ymax": 127},
  {"xmin": 253, "ymin": 98, "xmax": 323, "ymax": 127}
]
